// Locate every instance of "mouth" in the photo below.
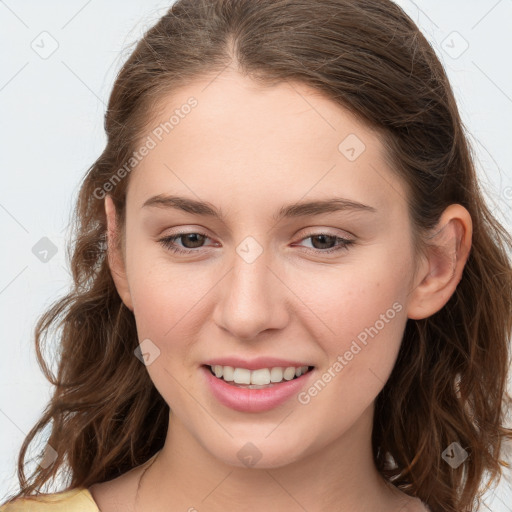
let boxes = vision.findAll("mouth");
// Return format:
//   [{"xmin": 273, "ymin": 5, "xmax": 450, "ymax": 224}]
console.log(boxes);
[
  {"xmin": 201, "ymin": 362, "xmax": 317, "ymax": 413},
  {"xmin": 203, "ymin": 364, "xmax": 316, "ymax": 389}
]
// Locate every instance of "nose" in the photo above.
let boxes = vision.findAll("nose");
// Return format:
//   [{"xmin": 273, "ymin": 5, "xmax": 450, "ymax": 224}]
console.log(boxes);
[{"xmin": 213, "ymin": 249, "xmax": 290, "ymax": 341}]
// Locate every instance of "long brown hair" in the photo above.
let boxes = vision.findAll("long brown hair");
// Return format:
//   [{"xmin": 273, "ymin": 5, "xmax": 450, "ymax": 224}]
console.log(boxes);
[{"xmin": 3, "ymin": 1, "xmax": 511, "ymax": 511}]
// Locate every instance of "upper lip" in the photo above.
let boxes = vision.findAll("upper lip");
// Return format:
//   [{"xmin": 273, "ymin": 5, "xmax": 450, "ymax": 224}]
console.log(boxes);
[{"xmin": 203, "ymin": 357, "xmax": 314, "ymax": 371}]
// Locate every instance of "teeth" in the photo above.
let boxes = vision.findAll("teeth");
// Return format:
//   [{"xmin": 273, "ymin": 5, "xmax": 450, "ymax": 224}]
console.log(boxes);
[
  {"xmin": 210, "ymin": 365, "xmax": 310, "ymax": 385},
  {"xmin": 233, "ymin": 367, "xmax": 251, "ymax": 384},
  {"xmin": 222, "ymin": 366, "xmax": 234, "ymax": 381},
  {"xmin": 251, "ymin": 368, "xmax": 271, "ymax": 385},
  {"xmin": 283, "ymin": 367, "xmax": 296, "ymax": 380},
  {"xmin": 270, "ymin": 367, "xmax": 284, "ymax": 383}
]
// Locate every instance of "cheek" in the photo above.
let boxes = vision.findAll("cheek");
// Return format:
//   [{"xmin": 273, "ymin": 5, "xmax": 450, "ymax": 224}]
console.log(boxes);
[
  {"xmin": 293, "ymin": 262, "xmax": 409, "ymax": 434},
  {"xmin": 297, "ymin": 248, "xmax": 410, "ymax": 342},
  {"xmin": 124, "ymin": 248, "xmax": 213, "ymax": 405},
  {"xmin": 125, "ymin": 242, "xmax": 218, "ymax": 366},
  {"xmin": 292, "ymin": 245, "xmax": 412, "ymax": 396}
]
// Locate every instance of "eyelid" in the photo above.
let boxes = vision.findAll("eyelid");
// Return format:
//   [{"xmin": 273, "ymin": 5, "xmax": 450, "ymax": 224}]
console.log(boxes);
[
  {"xmin": 298, "ymin": 226, "xmax": 355, "ymax": 241},
  {"xmin": 159, "ymin": 226, "xmax": 354, "ymax": 242},
  {"xmin": 158, "ymin": 227, "xmax": 355, "ymax": 256}
]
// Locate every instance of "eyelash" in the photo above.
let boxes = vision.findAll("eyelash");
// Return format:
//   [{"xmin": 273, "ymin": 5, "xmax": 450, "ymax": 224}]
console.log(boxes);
[{"xmin": 158, "ymin": 230, "xmax": 355, "ymax": 256}]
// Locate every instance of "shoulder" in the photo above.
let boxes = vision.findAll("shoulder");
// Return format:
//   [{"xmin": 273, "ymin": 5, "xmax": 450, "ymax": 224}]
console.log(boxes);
[
  {"xmin": 0, "ymin": 488, "xmax": 99, "ymax": 512},
  {"xmin": 406, "ymin": 498, "xmax": 432, "ymax": 512},
  {"xmin": 394, "ymin": 494, "xmax": 432, "ymax": 512}
]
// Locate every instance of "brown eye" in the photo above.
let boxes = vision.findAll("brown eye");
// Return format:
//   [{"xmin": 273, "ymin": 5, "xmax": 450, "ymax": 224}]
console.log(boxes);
[
  {"xmin": 309, "ymin": 234, "xmax": 338, "ymax": 250},
  {"xmin": 158, "ymin": 231, "xmax": 354, "ymax": 256},
  {"xmin": 296, "ymin": 232, "xmax": 355, "ymax": 255},
  {"xmin": 176, "ymin": 233, "xmax": 207, "ymax": 249},
  {"xmin": 159, "ymin": 231, "xmax": 212, "ymax": 254}
]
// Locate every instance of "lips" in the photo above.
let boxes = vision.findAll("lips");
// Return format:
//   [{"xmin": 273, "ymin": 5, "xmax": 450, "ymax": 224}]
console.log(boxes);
[{"xmin": 201, "ymin": 363, "xmax": 316, "ymax": 413}]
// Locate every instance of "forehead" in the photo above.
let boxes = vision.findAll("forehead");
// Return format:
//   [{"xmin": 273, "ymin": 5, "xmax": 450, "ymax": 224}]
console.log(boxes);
[{"xmin": 127, "ymin": 71, "xmax": 407, "ymax": 218}]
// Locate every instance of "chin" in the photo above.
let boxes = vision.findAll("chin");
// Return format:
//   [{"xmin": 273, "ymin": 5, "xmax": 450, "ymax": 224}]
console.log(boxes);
[{"xmin": 205, "ymin": 433, "xmax": 310, "ymax": 470}]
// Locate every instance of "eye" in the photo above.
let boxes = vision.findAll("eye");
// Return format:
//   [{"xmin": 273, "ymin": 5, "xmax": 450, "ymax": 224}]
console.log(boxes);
[
  {"xmin": 158, "ymin": 231, "xmax": 213, "ymax": 255},
  {"xmin": 158, "ymin": 231, "xmax": 355, "ymax": 256},
  {"xmin": 293, "ymin": 231, "xmax": 355, "ymax": 255}
]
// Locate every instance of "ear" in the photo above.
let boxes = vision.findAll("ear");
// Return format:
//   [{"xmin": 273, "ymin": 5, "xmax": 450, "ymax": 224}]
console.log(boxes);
[
  {"xmin": 105, "ymin": 195, "xmax": 134, "ymax": 311},
  {"xmin": 407, "ymin": 204, "xmax": 472, "ymax": 320}
]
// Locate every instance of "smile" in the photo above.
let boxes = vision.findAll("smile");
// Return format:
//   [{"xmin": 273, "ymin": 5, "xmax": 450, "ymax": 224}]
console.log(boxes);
[
  {"xmin": 201, "ymin": 364, "xmax": 316, "ymax": 413},
  {"xmin": 208, "ymin": 364, "xmax": 314, "ymax": 388}
]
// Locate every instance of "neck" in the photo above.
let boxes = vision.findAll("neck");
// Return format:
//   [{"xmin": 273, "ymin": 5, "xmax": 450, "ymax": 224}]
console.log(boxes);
[{"xmin": 137, "ymin": 404, "xmax": 404, "ymax": 512}]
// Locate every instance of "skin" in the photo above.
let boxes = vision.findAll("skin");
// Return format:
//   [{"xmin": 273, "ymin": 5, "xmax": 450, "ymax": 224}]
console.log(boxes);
[{"xmin": 89, "ymin": 70, "xmax": 472, "ymax": 512}]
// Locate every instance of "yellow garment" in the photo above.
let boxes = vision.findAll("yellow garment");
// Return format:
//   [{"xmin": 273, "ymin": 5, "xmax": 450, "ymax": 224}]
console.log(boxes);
[{"xmin": 0, "ymin": 489, "xmax": 98, "ymax": 512}]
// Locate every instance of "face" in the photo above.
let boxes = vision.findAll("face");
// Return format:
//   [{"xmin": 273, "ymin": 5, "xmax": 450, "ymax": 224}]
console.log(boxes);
[{"xmin": 108, "ymin": 71, "xmax": 421, "ymax": 469}]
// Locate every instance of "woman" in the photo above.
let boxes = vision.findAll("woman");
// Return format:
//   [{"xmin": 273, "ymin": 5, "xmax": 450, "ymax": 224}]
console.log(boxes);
[{"xmin": 1, "ymin": 1, "xmax": 511, "ymax": 511}]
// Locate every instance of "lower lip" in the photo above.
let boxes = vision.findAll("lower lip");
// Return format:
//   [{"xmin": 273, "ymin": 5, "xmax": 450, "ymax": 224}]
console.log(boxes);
[{"xmin": 201, "ymin": 365, "xmax": 315, "ymax": 413}]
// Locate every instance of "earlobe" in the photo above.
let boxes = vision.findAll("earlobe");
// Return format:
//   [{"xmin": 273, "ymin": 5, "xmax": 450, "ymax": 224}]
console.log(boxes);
[
  {"xmin": 407, "ymin": 204, "xmax": 472, "ymax": 320},
  {"xmin": 104, "ymin": 195, "xmax": 134, "ymax": 311}
]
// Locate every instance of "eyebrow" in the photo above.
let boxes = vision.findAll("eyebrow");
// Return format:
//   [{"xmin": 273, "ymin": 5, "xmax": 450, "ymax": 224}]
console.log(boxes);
[{"xmin": 142, "ymin": 194, "xmax": 377, "ymax": 221}]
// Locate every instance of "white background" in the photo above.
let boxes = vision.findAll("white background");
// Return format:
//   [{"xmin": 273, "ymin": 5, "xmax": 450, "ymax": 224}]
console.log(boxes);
[{"xmin": 1, "ymin": 1, "xmax": 511, "ymax": 510}]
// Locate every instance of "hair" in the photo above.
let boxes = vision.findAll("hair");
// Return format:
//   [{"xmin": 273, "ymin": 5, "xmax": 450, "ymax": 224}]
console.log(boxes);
[{"xmin": 3, "ymin": 1, "xmax": 511, "ymax": 511}]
